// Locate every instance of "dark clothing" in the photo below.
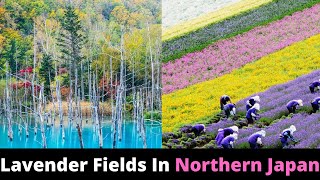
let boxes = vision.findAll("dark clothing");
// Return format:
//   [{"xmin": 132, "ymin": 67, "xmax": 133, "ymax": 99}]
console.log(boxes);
[
  {"xmin": 280, "ymin": 130, "xmax": 296, "ymax": 148},
  {"xmin": 311, "ymin": 103, "xmax": 319, "ymax": 113},
  {"xmin": 247, "ymin": 117, "xmax": 254, "ymax": 124},
  {"xmin": 287, "ymin": 106, "xmax": 296, "ymax": 113},
  {"xmin": 220, "ymin": 95, "xmax": 231, "ymax": 110},
  {"xmin": 311, "ymin": 97, "xmax": 320, "ymax": 113},
  {"xmin": 246, "ymin": 108, "xmax": 258, "ymax": 124},
  {"xmin": 310, "ymin": 81, "xmax": 320, "ymax": 93},
  {"xmin": 246, "ymin": 98, "xmax": 256, "ymax": 111},
  {"xmin": 248, "ymin": 133, "xmax": 263, "ymax": 149},
  {"xmin": 246, "ymin": 104, "xmax": 252, "ymax": 111},
  {"xmin": 192, "ymin": 124, "xmax": 205, "ymax": 136},
  {"xmin": 223, "ymin": 128, "xmax": 234, "ymax": 138},
  {"xmin": 249, "ymin": 142, "xmax": 258, "ymax": 149},
  {"xmin": 222, "ymin": 144, "xmax": 232, "ymax": 149},
  {"xmin": 215, "ymin": 131, "xmax": 224, "ymax": 146},
  {"xmin": 221, "ymin": 136, "xmax": 235, "ymax": 149},
  {"xmin": 310, "ymin": 86, "xmax": 315, "ymax": 93},
  {"xmin": 286, "ymin": 100, "xmax": 300, "ymax": 113},
  {"xmin": 224, "ymin": 104, "xmax": 236, "ymax": 118}
]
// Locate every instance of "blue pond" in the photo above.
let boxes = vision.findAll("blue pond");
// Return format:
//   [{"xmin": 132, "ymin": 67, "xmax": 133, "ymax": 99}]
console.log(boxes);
[{"xmin": 0, "ymin": 119, "xmax": 162, "ymax": 148}]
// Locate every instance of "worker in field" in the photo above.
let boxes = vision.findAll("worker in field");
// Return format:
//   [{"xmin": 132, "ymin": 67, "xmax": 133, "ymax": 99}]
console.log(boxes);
[
  {"xmin": 246, "ymin": 103, "xmax": 260, "ymax": 124},
  {"xmin": 224, "ymin": 103, "xmax": 236, "ymax": 118},
  {"xmin": 246, "ymin": 95, "xmax": 261, "ymax": 111},
  {"xmin": 248, "ymin": 130, "xmax": 266, "ymax": 149},
  {"xmin": 215, "ymin": 125, "xmax": 239, "ymax": 147},
  {"xmin": 280, "ymin": 125, "xmax": 298, "ymax": 148},
  {"xmin": 311, "ymin": 97, "xmax": 320, "ymax": 113},
  {"xmin": 286, "ymin": 99, "xmax": 303, "ymax": 114},
  {"xmin": 220, "ymin": 95, "xmax": 231, "ymax": 110},
  {"xmin": 309, "ymin": 79, "xmax": 320, "ymax": 93},
  {"xmin": 221, "ymin": 133, "xmax": 238, "ymax": 149},
  {"xmin": 191, "ymin": 124, "xmax": 206, "ymax": 136}
]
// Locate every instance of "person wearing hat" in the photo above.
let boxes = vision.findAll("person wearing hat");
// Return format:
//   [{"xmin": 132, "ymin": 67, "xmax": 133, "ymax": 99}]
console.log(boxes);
[
  {"xmin": 215, "ymin": 126, "xmax": 239, "ymax": 147},
  {"xmin": 309, "ymin": 79, "xmax": 320, "ymax": 93},
  {"xmin": 246, "ymin": 103, "xmax": 260, "ymax": 124},
  {"xmin": 311, "ymin": 97, "xmax": 320, "ymax": 113},
  {"xmin": 246, "ymin": 95, "xmax": 261, "ymax": 111},
  {"xmin": 220, "ymin": 95, "xmax": 231, "ymax": 110},
  {"xmin": 221, "ymin": 133, "xmax": 238, "ymax": 149},
  {"xmin": 248, "ymin": 130, "xmax": 266, "ymax": 149},
  {"xmin": 279, "ymin": 125, "xmax": 298, "ymax": 148},
  {"xmin": 191, "ymin": 124, "xmax": 206, "ymax": 136},
  {"xmin": 286, "ymin": 99, "xmax": 303, "ymax": 114},
  {"xmin": 223, "ymin": 103, "xmax": 236, "ymax": 118}
]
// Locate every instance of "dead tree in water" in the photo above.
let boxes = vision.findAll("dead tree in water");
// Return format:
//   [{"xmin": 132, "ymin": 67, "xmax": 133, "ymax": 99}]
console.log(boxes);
[
  {"xmin": 38, "ymin": 86, "xmax": 47, "ymax": 148},
  {"xmin": 56, "ymin": 81, "xmax": 63, "ymax": 127},
  {"xmin": 5, "ymin": 70, "xmax": 13, "ymax": 141},
  {"xmin": 75, "ymin": 92, "xmax": 84, "ymax": 148},
  {"xmin": 135, "ymin": 89, "xmax": 147, "ymax": 148},
  {"xmin": 112, "ymin": 32, "xmax": 125, "ymax": 148}
]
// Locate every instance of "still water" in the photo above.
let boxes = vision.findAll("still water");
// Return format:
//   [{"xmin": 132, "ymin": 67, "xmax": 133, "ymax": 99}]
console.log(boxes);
[{"xmin": 0, "ymin": 119, "xmax": 161, "ymax": 148}]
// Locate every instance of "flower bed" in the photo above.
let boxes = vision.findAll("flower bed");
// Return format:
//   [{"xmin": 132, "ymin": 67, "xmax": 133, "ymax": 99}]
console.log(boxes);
[
  {"xmin": 162, "ymin": 34, "xmax": 320, "ymax": 132},
  {"xmin": 162, "ymin": 0, "xmax": 320, "ymax": 62},
  {"xmin": 162, "ymin": 4, "xmax": 320, "ymax": 94}
]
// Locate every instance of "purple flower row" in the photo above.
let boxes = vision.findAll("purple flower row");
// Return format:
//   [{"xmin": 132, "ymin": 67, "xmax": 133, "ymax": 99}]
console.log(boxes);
[
  {"xmin": 162, "ymin": 4, "xmax": 320, "ymax": 94},
  {"xmin": 236, "ymin": 70, "xmax": 320, "ymax": 119},
  {"xmin": 234, "ymin": 113, "xmax": 320, "ymax": 149}
]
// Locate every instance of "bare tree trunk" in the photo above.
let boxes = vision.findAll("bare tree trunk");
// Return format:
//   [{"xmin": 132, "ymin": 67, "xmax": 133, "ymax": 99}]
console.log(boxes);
[
  {"xmin": 147, "ymin": 24, "xmax": 154, "ymax": 121},
  {"xmin": 117, "ymin": 31, "xmax": 126, "ymax": 142},
  {"xmin": 81, "ymin": 61, "xmax": 84, "ymax": 101},
  {"xmin": 76, "ymin": 91, "xmax": 84, "ymax": 148},
  {"xmin": 32, "ymin": 21, "xmax": 38, "ymax": 136},
  {"xmin": 38, "ymin": 86, "xmax": 47, "ymax": 148},
  {"xmin": 56, "ymin": 81, "xmax": 63, "ymax": 127},
  {"xmin": 5, "ymin": 69, "xmax": 13, "ymax": 141}
]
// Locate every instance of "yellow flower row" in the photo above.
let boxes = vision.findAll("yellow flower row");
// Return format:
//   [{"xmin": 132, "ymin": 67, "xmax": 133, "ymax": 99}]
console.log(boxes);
[
  {"xmin": 162, "ymin": 0, "xmax": 272, "ymax": 41},
  {"xmin": 162, "ymin": 34, "xmax": 320, "ymax": 132}
]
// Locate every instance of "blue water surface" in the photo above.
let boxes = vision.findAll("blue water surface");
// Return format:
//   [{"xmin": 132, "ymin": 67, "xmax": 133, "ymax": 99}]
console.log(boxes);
[{"xmin": 0, "ymin": 119, "xmax": 162, "ymax": 149}]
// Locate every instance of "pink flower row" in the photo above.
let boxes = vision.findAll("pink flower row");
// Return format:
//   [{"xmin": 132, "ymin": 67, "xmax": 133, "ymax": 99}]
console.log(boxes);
[{"xmin": 162, "ymin": 4, "xmax": 320, "ymax": 94}]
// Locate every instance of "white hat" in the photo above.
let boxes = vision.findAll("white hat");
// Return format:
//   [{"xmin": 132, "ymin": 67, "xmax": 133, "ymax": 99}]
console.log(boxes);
[
  {"xmin": 257, "ymin": 130, "xmax": 266, "ymax": 137},
  {"xmin": 253, "ymin": 95, "xmax": 260, "ymax": 102},
  {"xmin": 289, "ymin": 125, "xmax": 296, "ymax": 134},
  {"xmin": 230, "ymin": 133, "xmax": 238, "ymax": 140},
  {"xmin": 200, "ymin": 124, "xmax": 206, "ymax": 132},
  {"xmin": 297, "ymin": 100, "xmax": 303, "ymax": 106},
  {"xmin": 252, "ymin": 103, "xmax": 260, "ymax": 111},
  {"xmin": 218, "ymin": 128, "xmax": 223, "ymax": 132},
  {"xmin": 230, "ymin": 126, "xmax": 239, "ymax": 133}
]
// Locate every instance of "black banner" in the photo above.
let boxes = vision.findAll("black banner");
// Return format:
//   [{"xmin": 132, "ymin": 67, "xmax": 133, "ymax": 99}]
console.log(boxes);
[{"xmin": 0, "ymin": 149, "xmax": 319, "ymax": 177}]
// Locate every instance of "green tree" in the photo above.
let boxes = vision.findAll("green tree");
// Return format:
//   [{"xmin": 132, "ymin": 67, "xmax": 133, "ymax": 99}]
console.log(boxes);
[
  {"xmin": 39, "ymin": 53, "xmax": 55, "ymax": 97},
  {"xmin": 57, "ymin": 5, "xmax": 85, "ymax": 87}
]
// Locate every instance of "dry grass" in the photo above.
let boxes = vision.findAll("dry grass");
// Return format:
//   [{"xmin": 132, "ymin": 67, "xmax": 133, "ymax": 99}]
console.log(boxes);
[{"xmin": 46, "ymin": 101, "xmax": 112, "ymax": 117}]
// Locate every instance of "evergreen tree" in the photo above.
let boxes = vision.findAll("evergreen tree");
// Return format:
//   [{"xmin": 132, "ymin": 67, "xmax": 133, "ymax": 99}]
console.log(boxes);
[
  {"xmin": 39, "ymin": 53, "xmax": 55, "ymax": 97},
  {"xmin": 57, "ymin": 5, "xmax": 85, "ymax": 88},
  {"xmin": 6, "ymin": 39, "xmax": 19, "ymax": 73}
]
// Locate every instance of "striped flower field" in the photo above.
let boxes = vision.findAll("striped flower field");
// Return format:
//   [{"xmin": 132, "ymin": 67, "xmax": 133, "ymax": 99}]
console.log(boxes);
[
  {"xmin": 163, "ymin": 4, "xmax": 320, "ymax": 94},
  {"xmin": 162, "ymin": 1, "xmax": 320, "ymax": 149}
]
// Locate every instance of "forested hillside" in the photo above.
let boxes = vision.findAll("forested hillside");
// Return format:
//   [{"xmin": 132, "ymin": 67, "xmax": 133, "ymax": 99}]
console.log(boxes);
[{"xmin": 0, "ymin": 0, "xmax": 161, "ymax": 148}]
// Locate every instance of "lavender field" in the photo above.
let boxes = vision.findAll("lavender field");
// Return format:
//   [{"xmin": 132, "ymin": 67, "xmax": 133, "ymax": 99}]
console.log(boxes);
[
  {"xmin": 236, "ymin": 70, "xmax": 320, "ymax": 121},
  {"xmin": 162, "ymin": 70, "xmax": 320, "ymax": 149},
  {"xmin": 235, "ymin": 113, "xmax": 320, "ymax": 149}
]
